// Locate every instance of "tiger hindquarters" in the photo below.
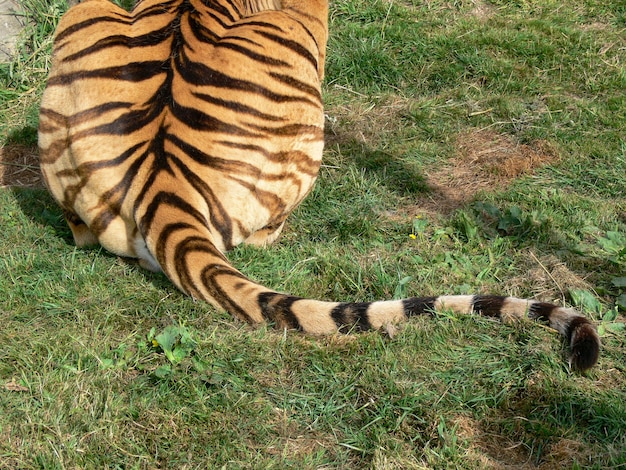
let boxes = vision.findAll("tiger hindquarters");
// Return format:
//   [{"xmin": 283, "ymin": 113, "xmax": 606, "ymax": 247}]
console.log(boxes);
[{"xmin": 37, "ymin": 0, "xmax": 600, "ymax": 372}]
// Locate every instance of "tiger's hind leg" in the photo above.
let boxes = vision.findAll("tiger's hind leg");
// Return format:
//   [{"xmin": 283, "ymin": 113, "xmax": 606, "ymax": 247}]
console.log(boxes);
[
  {"xmin": 63, "ymin": 209, "xmax": 99, "ymax": 248},
  {"xmin": 244, "ymin": 221, "xmax": 286, "ymax": 247},
  {"xmin": 64, "ymin": 208, "xmax": 162, "ymax": 273}
]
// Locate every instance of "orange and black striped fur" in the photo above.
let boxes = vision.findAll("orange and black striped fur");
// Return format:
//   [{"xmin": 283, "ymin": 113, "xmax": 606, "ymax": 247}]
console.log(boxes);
[{"xmin": 39, "ymin": 0, "xmax": 599, "ymax": 370}]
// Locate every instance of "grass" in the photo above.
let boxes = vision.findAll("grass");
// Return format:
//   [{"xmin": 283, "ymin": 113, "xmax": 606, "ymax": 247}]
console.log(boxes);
[{"xmin": 1, "ymin": 0, "xmax": 626, "ymax": 467}]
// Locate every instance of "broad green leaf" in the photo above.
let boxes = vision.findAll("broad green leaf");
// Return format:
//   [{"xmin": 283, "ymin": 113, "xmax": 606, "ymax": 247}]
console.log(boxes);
[
  {"xmin": 603, "ymin": 309, "xmax": 618, "ymax": 322},
  {"xmin": 172, "ymin": 347, "xmax": 189, "ymax": 363},
  {"xmin": 605, "ymin": 323, "xmax": 625, "ymax": 333},
  {"xmin": 155, "ymin": 325, "xmax": 180, "ymax": 354},
  {"xmin": 569, "ymin": 289, "xmax": 603, "ymax": 315},
  {"xmin": 611, "ymin": 277, "xmax": 626, "ymax": 288},
  {"xmin": 154, "ymin": 364, "xmax": 172, "ymax": 378}
]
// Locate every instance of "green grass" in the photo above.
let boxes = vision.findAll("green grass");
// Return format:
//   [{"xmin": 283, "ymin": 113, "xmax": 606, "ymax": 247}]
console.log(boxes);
[{"xmin": 2, "ymin": 0, "xmax": 626, "ymax": 467}]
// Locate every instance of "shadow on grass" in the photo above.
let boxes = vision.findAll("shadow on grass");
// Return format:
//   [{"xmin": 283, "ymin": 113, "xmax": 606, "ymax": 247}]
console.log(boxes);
[
  {"xmin": 9, "ymin": 185, "xmax": 176, "ymax": 293},
  {"xmin": 350, "ymin": 145, "xmax": 430, "ymax": 197},
  {"xmin": 10, "ymin": 186, "xmax": 73, "ymax": 243}
]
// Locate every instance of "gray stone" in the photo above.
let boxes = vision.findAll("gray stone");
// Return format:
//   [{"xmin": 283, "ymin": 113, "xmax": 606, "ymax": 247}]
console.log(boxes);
[{"xmin": 0, "ymin": 0, "xmax": 26, "ymax": 62}]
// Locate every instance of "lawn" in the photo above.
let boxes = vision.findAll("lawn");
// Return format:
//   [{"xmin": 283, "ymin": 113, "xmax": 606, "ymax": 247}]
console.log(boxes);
[{"xmin": 1, "ymin": 0, "xmax": 625, "ymax": 467}]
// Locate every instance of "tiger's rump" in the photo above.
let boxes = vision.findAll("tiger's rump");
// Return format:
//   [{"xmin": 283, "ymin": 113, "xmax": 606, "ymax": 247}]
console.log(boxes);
[
  {"xmin": 39, "ymin": 0, "xmax": 599, "ymax": 371},
  {"xmin": 40, "ymin": 0, "xmax": 325, "ymax": 257}
]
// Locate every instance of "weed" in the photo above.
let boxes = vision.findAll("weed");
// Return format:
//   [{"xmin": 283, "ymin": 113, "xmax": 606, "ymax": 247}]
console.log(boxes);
[
  {"xmin": 594, "ymin": 230, "xmax": 626, "ymax": 312},
  {"xmin": 569, "ymin": 288, "xmax": 625, "ymax": 336}
]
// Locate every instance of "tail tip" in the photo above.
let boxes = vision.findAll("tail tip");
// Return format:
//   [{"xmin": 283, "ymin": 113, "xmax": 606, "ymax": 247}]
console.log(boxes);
[{"xmin": 569, "ymin": 321, "xmax": 600, "ymax": 372}]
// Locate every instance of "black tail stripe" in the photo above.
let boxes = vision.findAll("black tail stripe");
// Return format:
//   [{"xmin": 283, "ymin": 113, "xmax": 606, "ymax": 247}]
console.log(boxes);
[
  {"xmin": 200, "ymin": 267, "xmax": 256, "ymax": 324},
  {"xmin": 257, "ymin": 292, "xmax": 302, "ymax": 330},
  {"xmin": 330, "ymin": 302, "xmax": 371, "ymax": 331},
  {"xmin": 472, "ymin": 295, "xmax": 507, "ymax": 318},
  {"xmin": 403, "ymin": 297, "xmax": 438, "ymax": 317},
  {"xmin": 528, "ymin": 301, "xmax": 558, "ymax": 322}
]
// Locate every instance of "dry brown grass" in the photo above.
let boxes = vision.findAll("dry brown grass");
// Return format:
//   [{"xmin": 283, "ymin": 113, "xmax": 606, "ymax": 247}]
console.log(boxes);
[
  {"xmin": 453, "ymin": 415, "xmax": 592, "ymax": 469},
  {"xmin": 469, "ymin": 0, "xmax": 497, "ymax": 23},
  {"xmin": 0, "ymin": 144, "xmax": 42, "ymax": 188},
  {"xmin": 419, "ymin": 129, "xmax": 560, "ymax": 216},
  {"xmin": 501, "ymin": 252, "xmax": 595, "ymax": 307},
  {"xmin": 324, "ymin": 91, "xmax": 407, "ymax": 149}
]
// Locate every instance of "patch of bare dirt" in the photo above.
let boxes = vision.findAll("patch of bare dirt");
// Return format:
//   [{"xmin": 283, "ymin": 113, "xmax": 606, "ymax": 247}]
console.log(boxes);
[
  {"xmin": 469, "ymin": 0, "xmax": 496, "ymax": 22},
  {"xmin": 579, "ymin": 22, "xmax": 610, "ymax": 32},
  {"xmin": 510, "ymin": 253, "xmax": 593, "ymax": 304},
  {"xmin": 453, "ymin": 415, "xmax": 592, "ymax": 469},
  {"xmin": 0, "ymin": 144, "xmax": 43, "ymax": 188},
  {"xmin": 263, "ymin": 405, "xmax": 340, "ymax": 462},
  {"xmin": 453, "ymin": 414, "xmax": 532, "ymax": 468},
  {"xmin": 419, "ymin": 129, "xmax": 559, "ymax": 216}
]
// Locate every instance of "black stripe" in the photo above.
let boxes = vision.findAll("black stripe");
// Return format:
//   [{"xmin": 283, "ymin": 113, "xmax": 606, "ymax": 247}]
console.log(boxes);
[
  {"xmin": 173, "ymin": 233, "xmax": 233, "ymax": 297},
  {"xmin": 235, "ymin": 20, "xmax": 284, "ymax": 33},
  {"xmin": 205, "ymin": 0, "xmax": 238, "ymax": 23},
  {"xmin": 133, "ymin": 0, "xmax": 180, "ymax": 19},
  {"xmin": 47, "ymin": 61, "xmax": 167, "ymax": 85},
  {"xmin": 403, "ymin": 297, "xmax": 438, "ymax": 317},
  {"xmin": 155, "ymin": 226, "xmax": 250, "ymax": 325},
  {"xmin": 216, "ymin": 141, "xmax": 320, "ymax": 174},
  {"xmin": 330, "ymin": 302, "xmax": 371, "ymax": 331},
  {"xmin": 227, "ymin": 174, "xmax": 288, "ymax": 213},
  {"xmin": 269, "ymin": 72, "xmax": 322, "ymax": 100},
  {"xmin": 55, "ymin": 15, "xmax": 132, "ymax": 44},
  {"xmin": 66, "ymin": 101, "xmax": 136, "ymax": 127},
  {"xmin": 63, "ymin": 26, "xmax": 173, "ymax": 62},
  {"xmin": 72, "ymin": 106, "xmax": 163, "ymax": 139},
  {"xmin": 140, "ymin": 191, "xmax": 207, "ymax": 238},
  {"xmin": 257, "ymin": 292, "xmax": 302, "ymax": 330},
  {"xmin": 170, "ymin": 99, "xmax": 255, "ymax": 135},
  {"xmin": 56, "ymin": 143, "xmax": 149, "ymax": 230},
  {"xmin": 166, "ymin": 134, "xmax": 247, "ymax": 172},
  {"xmin": 472, "ymin": 295, "xmax": 507, "ymax": 318},
  {"xmin": 216, "ymin": 40, "xmax": 290, "ymax": 66},
  {"xmin": 189, "ymin": 7, "xmax": 247, "ymax": 35},
  {"xmin": 245, "ymin": 123, "xmax": 323, "ymax": 137},
  {"xmin": 188, "ymin": 12, "xmax": 225, "ymax": 44},
  {"xmin": 167, "ymin": 150, "xmax": 235, "ymax": 247},
  {"xmin": 72, "ymin": 141, "xmax": 147, "ymax": 172},
  {"xmin": 85, "ymin": 147, "xmax": 150, "ymax": 234},
  {"xmin": 158, "ymin": 223, "xmax": 197, "ymax": 293},
  {"xmin": 200, "ymin": 263, "xmax": 256, "ymax": 324},
  {"xmin": 174, "ymin": 49, "xmax": 314, "ymax": 104},
  {"xmin": 528, "ymin": 301, "xmax": 557, "ymax": 322},
  {"xmin": 136, "ymin": 135, "xmax": 236, "ymax": 248},
  {"xmin": 192, "ymin": 92, "xmax": 285, "ymax": 121},
  {"xmin": 257, "ymin": 30, "xmax": 318, "ymax": 69}
]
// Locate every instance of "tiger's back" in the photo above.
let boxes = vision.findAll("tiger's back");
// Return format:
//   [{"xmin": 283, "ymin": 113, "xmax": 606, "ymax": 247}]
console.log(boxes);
[{"xmin": 39, "ymin": 0, "xmax": 600, "ymax": 371}]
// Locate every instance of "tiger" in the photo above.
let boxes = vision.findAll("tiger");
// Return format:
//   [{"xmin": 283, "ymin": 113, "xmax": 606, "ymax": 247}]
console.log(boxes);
[{"xmin": 38, "ymin": 0, "xmax": 599, "ymax": 371}]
